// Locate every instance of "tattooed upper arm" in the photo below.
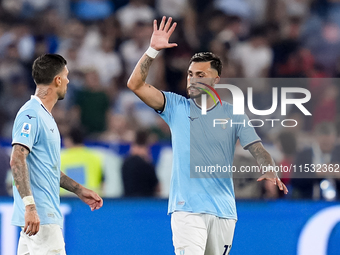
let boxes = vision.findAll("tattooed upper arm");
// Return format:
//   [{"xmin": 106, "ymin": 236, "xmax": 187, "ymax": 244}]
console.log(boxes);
[{"xmin": 10, "ymin": 144, "xmax": 29, "ymax": 165}]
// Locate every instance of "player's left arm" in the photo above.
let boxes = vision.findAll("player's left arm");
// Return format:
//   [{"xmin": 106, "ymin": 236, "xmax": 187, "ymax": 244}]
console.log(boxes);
[
  {"xmin": 60, "ymin": 172, "xmax": 103, "ymax": 210},
  {"xmin": 248, "ymin": 142, "xmax": 288, "ymax": 194}
]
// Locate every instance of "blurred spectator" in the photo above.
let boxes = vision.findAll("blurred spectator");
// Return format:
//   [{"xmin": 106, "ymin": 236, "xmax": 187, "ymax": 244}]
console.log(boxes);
[
  {"xmin": 232, "ymin": 25, "xmax": 273, "ymax": 78},
  {"xmin": 116, "ymin": 0, "xmax": 155, "ymax": 37},
  {"xmin": 291, "ymin": 122, "xmax": 340, "ymax": 199},
  {"xmin": 215, "ymin": 0, "xmax": 251, "ymax": 20},
  {"xmin": 303, "ymin": 21, "xmax": 340, "ymax": 75},
  {"xmin": 122, "ymin": 129, "xmax": 159, "ymax": 197},
  {"xmin": 156, "ymin": 0, "xmax": 189, "ymax": 20},
  {"xmin": 0, "ymin": 144, "xmax": 10, "ymax": 196},
  {"xmin": 0, "ymin": 42, "xmax": 27, "ymax": 88},
  {"xmin": 149, "ymin": 117, "xmax": 171, "ymax": 143},
  {"xmin": 312, "ymin": 84, "xmax": 338, "ymax": 128},
  {"xmin": 199, "ymin": 9, "xmax": 227, "ymax": 52},
  {"xmin": 100, "ymin": 113, "xmax": 135, "ymax": 143},
  {"xmin": 0, "ymin": 75, "xmax": 31, "ymax": 138},
  {"xmin": 114, "ymin": 89, "xmax": 159, "ymax": 128},
  {"xmin": 156, "ymin": 145, "xmax": 173, "ymax": 198},
  {"xmin": 271, "ymin": 17, "xmax": 304, "ymax": 77},
  {"xmin": 60, "ymin": 126, "xmax": 104, "ymax": 196},
  {"xmin": 32, "ymin": 8, "xmax": 63, "ymax": 55},
  {"xmin": 79, "ymin": 36, "xmax": 122, "ymax": 87},
  {"xmin": 73, "ymin": 69, "xmax": 110, "ymax": 136},
  {"xmin": 1, "ymin": 0, "xmax": 52, "ymax": 18},
  {"xmin": 276, "ymin": 131, "xmax": 298, "ymax": 187}
]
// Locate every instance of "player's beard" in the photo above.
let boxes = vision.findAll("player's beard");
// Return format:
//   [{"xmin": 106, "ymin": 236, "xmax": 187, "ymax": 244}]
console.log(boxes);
[
  {"xmin": 57, "ymin": 90, "xmax": 66, "ymax": 100},
  {"xmin": 187, "ymin": 86, "xmax": 204, "ymax": 99}
]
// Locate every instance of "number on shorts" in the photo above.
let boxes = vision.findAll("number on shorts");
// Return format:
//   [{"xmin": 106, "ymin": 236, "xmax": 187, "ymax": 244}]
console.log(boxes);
[{"xmin": 223, "ymin": 245, "xmax": 229, "ymax": 255}]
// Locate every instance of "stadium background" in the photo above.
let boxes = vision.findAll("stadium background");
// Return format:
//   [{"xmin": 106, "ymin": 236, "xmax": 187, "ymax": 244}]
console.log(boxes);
[{"xmin": 0, "ymin": 0, "xmax": 340, "ymax": 254}]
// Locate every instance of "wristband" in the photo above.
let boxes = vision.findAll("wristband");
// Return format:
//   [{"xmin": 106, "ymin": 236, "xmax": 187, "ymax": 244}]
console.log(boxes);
[
  {"xmin": 23, "ymin": 196, "xmax": 35, "ymax": 206},
  {"xmin": 145, "ymin": 46, "xmax": 159, "ymax": 59}
]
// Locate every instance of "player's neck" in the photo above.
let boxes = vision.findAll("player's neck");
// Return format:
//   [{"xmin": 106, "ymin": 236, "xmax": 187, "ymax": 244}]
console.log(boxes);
[
  {"xmin": 35, "ymin": 86, "xmax": 58, "ymax": 113},
  {"xmin": 194, "ymin": 96, "xmax": 216, "ymax": 109}
]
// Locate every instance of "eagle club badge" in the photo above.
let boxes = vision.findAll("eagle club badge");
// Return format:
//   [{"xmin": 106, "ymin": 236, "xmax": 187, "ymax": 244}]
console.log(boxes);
[{"xmin": 21, "ymin": 123, "xmax": 31, "ymax": 137}]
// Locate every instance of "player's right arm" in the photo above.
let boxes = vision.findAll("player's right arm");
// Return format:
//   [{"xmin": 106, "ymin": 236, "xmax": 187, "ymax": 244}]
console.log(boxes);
[
  {"xmin": 10, "ymin": 144, "xmax": 40, "ymax": 236},
  {"xmin": 127, "ymin": 16, "xmax": 177, "ymax": 110}
]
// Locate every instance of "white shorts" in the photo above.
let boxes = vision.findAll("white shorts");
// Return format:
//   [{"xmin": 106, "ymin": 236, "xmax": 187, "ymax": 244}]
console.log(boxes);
[
  {"xmin": 171, "ymin": 211, "xmax": 236, "ymax": 255},
  {"xmin": 17, "ymin": 224, "xmax": 66, "ymax": 255}
]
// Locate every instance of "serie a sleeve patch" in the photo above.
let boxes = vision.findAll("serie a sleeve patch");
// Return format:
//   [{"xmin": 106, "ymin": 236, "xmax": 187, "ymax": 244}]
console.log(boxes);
[{"xmin": 20, "ymin": 123, "xmax": 32, "ymax": 137}]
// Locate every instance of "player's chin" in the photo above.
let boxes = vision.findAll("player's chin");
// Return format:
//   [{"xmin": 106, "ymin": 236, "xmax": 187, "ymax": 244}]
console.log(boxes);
[
  {"xmin": 188, "ymin": 92, "xmax": 202, "ymax": 99},
  {"xmin": 58, "ymin": 93, "xmax": 66, "ymax": 100}
]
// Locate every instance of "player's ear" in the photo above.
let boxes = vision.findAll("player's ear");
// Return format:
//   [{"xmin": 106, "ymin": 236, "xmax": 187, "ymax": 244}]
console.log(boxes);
[
  {"xmin": 54, "ymin": 75, "xmax": 61, "ymax": 87},
  {"xmin": 214, "ymin": 76, "xmax": 220, "ymax": 84}
]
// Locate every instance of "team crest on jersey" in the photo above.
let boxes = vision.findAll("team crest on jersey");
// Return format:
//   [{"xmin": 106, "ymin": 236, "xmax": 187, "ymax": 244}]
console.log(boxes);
[
  {"xmin": 221, "ymin": 118, "xmax": 230, "ymax": 130},
  {"xmin": 20, "ymin": 123, "xmax": 31, "ymax": 137}
]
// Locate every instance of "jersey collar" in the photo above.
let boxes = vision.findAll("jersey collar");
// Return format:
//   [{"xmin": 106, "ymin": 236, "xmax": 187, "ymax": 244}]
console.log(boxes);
[{"xmin": 31, "ymin": 95, "xmax": 52, "ymax": 116}]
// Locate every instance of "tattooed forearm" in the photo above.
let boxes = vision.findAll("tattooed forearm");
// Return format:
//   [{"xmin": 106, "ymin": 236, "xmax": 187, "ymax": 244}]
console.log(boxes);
[
  {"xmin": 140, "ymin": 56, "xmax": 154, "ymax": 82},
  {"xmin": 248, "ymin": 142, "xmax": 275, "ymax": 168},
  {"xmin": 10, "ymin": 145, "xmax": 32, "ymax": 198},
  {"xmin": 60, "ymin": 172, "xmax": 81, "ymax": 195}
]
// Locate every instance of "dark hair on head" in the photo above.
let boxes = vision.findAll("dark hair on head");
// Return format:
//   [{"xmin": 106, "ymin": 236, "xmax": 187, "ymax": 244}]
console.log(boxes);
[
  {"xmin": 249, "ymin": 25, "xmax": 267, "ymax": 38},
  {"xmin": 277, "ymin": 131, "xmax": 297, "ymax": 155},
  {"xmin": 68, "ymin": 126, "xmax": 86, "ymax": 145},
  {"xmin": 189, "ymin": 52, "xmax": 222, "ymax": 76},
  {"xmin": 32, "ymin": 54, "xmax": 67, "ymax": 85},
  {"xmin": 135, "ymin": 129, "xmax": 150, "ymax": 146}
]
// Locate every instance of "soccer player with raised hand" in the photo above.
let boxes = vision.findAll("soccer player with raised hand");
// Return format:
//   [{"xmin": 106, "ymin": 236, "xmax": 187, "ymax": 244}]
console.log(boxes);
[{"xmin": 128, "ymin": 17, "xmax": 287, "ymax": 255}]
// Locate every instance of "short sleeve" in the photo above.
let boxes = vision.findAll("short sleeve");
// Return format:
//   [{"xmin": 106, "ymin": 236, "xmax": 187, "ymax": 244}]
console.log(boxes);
[
  {"xmin": 12, "ymin": 110, "xmax": 39, "ymax": 152},
  {"xmin": 235, "ymin": 113, "xmax": 261, "ymax": 149},
  {"xmin": 157, "ymin": 91, "xmax": 186, "ymax": 126}
]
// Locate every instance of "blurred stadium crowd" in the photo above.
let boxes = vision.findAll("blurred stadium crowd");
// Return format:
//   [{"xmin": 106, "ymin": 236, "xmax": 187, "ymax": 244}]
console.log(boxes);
[{"xmin": 0, "ymin": 0, "xmax": 340, "ymax": 200}]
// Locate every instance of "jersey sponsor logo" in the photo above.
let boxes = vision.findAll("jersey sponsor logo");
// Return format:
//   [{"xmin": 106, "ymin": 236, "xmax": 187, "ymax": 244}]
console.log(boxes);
[
  {"xmin": 177, "ymin": 201, "xmax": 185, "ymax": 205},
  {"xmin": 20, "ymin": 123, "xmax": 31, "ymax": 137},
  {"xmin": 26, "ymin": 114, "xmax": 36, "ymax": 119}
]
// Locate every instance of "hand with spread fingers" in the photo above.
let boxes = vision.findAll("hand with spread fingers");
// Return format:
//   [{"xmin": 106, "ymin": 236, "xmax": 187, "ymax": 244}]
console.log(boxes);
[
  {"xmin": 257, "ymin": 171, "xmax": 289, "ymax": 194},
  {"xmin": 150, "ymin": 16, "xmax": 178, "ymax": 51}
]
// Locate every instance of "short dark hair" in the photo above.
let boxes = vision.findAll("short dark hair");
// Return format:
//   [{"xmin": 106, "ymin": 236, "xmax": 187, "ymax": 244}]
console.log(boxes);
[
  {"xmin": 189, "ymin": 52, "xmax": 222, "ymax": 76},
  {"xmin": 68, "ymin": 126, "xmax": 85, "ymax": 145},
  {"xmin": 135, "ymin": 129, "xmax": 150, "ymax": 146},
  {"xmin": 32, "ymin": 54, "xmax": 67, "ymax": 85}
]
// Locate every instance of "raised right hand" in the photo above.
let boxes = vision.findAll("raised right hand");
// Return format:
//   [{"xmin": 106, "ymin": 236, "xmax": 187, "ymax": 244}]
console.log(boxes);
[
  {"xmin": 150, "ymin": 16, "xmax": 178, "ymax": 51},
  {"xmin": 24, "ymin": 204, "xmax": 40, "ymax": 236}
]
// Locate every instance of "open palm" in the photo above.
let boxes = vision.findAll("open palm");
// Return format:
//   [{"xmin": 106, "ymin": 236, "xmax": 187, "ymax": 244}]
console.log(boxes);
[
  {"xmin": 150, "ymin": 16, "xmax": 178, "ymax": 51},
  {"xmin": 257, "ymin": 171, "xmax": 289, "ymax": 194}
]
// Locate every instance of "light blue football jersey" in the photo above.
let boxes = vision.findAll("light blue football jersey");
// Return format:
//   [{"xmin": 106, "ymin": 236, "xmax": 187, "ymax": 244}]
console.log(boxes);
[
  {"xmin": 11, "ymin": 96, "xmax": 63, "ymax": 227},
  {"xmin": 159, "ymin": 92, "xmax": 260, "ymax": 219}
]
